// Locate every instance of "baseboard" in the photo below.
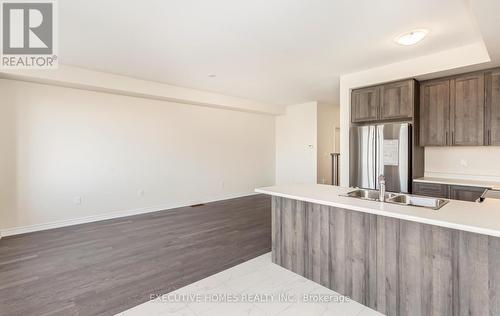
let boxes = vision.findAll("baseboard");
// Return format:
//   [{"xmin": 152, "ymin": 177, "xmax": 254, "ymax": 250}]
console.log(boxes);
[{"xmin": 0, "ymin": 192, "xmax": 258, "ymax": 238}]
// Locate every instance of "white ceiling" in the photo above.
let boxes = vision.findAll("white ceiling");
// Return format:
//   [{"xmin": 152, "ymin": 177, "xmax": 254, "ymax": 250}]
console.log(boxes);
[{"xmin": 59, "ymin": 0, "xmax": 483, "ymax": 106}]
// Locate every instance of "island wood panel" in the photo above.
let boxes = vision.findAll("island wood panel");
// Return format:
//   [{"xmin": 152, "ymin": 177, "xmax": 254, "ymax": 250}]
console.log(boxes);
[
  {"xmin": 272, "ymin": 196, "xmax": 500, "ymax": 316},
  {"xmin": 280, "ymin": 198, "xmax": 307, "ymax": 276},
  {"xmin": 329, "ymin": 207, "xmax": 347, "ymax": 294},
  {"xmin": 489, "ymin": 237, "xmax": 500, "ymax": 313},
  {"xmin": 271, "ymin": 195, "xmax": 282, "ymax": 264},
  {"xmin": 306, "ymin": 203, "xmax": 331, "ymax": 287},
  {"xmin": 376, "ymin": 216, "xmax": 400, "ymax": 315}
]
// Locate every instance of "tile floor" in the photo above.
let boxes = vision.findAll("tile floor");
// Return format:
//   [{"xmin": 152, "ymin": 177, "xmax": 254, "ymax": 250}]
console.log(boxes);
[{"xmin": 118, "ymin": 253, "xmax": 383, "ymax": 316}]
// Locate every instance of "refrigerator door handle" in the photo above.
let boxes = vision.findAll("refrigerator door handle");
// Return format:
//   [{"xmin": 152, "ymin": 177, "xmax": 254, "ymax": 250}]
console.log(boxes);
[
  {"xmin": 367, "ymin": 125, "xmax": 376, "ymax": 190},
  {"xmin": 372, "ymin": 126, "xmax": 377, "ymax": 189},
  {"xmin": 374, "ymin": 126, "xmax": 378, "ymax": 189},
  {"xmin": 375, "ymin": 125, "xmax": 384, "ymax": 190}
]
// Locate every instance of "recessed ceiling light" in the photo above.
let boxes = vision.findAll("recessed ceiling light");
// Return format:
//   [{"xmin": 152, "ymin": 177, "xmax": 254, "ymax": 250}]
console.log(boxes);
[
  {"xmin": 395, "ymin": 29, "xmax": 428, "ymax": 46},
  {"xmin": 208, "ymin": 74, "xmax": 217, "ymax": 78}
]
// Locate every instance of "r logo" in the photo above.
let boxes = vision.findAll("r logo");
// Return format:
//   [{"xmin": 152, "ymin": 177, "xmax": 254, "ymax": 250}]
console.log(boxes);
[{"xmin": 2, "ymin": 2, "xmax": 53, "ymax": 54}]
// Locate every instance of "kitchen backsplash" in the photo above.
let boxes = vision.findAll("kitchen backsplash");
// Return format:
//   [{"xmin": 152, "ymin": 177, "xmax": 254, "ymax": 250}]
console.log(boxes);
[{"xmin": 425, "ymin": 147, "xmax": 500, "ymax": 181}]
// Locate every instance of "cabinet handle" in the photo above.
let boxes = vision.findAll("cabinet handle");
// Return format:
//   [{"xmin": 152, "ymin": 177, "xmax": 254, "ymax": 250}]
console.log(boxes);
[
  {"xmin": 489, "ymin": 130, "xmax": 492, "ymax": 145},
  {"xmin": 452, "ymin": 131, "xmax": 454, "ymax": 145},
  {"xmin": 446, "ymin": 131, "xmax": 448, "ymax": 145}
]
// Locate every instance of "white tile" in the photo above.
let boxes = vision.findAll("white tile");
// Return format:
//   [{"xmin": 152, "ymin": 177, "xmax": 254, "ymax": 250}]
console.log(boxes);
[
  {"xmin": 221, "ymin": 268, "xmax": 276, "ymax": 294},
  {"xmin": 182, "ymin": 283, "xmax": 233, "ymax": 315},
  {"xmin": 241, "ymin": 267, "xmax": 303, "ymax": 296},
  {"xmin": 175, "ymin": 273, "xmax": 225, "ymax": 295},
  {"xmin": 276, "ymin": 302, "xmax": 328, "ymax": 316},
  {"xmin": 160, "ymin": 306, "xmax": 198, "ymax": 316},
  {"xmin": 357, "ymin": 306, "xmax": 386, "ymax": 316},
  {"xmin": 253, "ymin": 301, "xmax": 294, "ymax": 316},
  {"xmin": 280, "ymin": 277, "xmax": 323, "ymax": 297},
  {"xmin": 121, "ymin": 298, "xmax": 187, "ymax": 316},
  {"xmin": 318, "ymin": 301, "xmax": 365, "ymax": 316},
  {"xmin": 197, "ymin": 302, "xmax": 269, "ymax": 316},
  {"xmin": 305, "ymin": 285, "xmax": 365, "ymax": 316},
  {"xmin": 212, "ymin": 255, "xmax": 273, "ymax": 285},
  {"xmin": 119, "ymin": 253, "xmax": 377, "ymax": 316}
]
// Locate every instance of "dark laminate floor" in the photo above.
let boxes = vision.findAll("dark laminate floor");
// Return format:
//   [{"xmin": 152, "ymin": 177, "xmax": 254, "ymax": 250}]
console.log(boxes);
[{"xmin": 0, "ymin": 194, "xmax": 271, "ymax": 316}]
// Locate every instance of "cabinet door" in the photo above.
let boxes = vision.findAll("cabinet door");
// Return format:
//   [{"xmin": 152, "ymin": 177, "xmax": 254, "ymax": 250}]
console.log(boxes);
[
  {"xmin": 351, "ymin": 86, "xmax": 380, "ymax": 123},
  {"xmin": 449, "ymin": 185, "xmax": 487, "ymax": 202},
  {"xmin": 380, "ymin": 80, "xmax": 414, "ymax": 120},
  {"xmin": 450, "ymin": 74, "xmax": 485, "ymax": 146},
  {"xmin": 420, "ymin": 80, "xmax": 450, "ymax": 146},
  {"xmin": 485, "ymin": 69, "xmax": 500, "ymax": 146},
  {"xmin": 413, "ymin": 182, "xmax": 449, "ymax": 198}
]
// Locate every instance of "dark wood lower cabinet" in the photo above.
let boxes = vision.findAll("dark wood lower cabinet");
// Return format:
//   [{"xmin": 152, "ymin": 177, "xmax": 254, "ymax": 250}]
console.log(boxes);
[
  {"xmin": 413, "ymin": 182, "xmax": 449, "ymax": 198},
  {"xmin": 413, "ymin": 181, "xmax": 487, "ymax": 202},
  {"xmin": 449, "ymin": 185, "xmax": 487, "ymax": 202},
  {"xmin": 272, "ymin": 196, "xmax": 500, "ymax": 316}
]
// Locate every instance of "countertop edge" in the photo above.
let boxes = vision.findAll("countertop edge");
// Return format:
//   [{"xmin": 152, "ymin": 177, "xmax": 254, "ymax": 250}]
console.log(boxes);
[
  {"xmin": 256, "ymin": 188, "xmax": 500, "ymax": 238},
  {"xmin": 413, "ymin": 177, "xmax": 500, "ymax": 189}
]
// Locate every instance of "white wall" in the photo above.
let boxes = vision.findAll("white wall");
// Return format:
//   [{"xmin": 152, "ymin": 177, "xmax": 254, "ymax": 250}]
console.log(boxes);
[
  {"xmin": 425, "ymin": 147, "xmax": 500, "ymax": 181},
  {"xmin": 339, "ymin": 42, "xmax": 491, "ymax": 187},
  {"xmin": 275, "ymin": 102, "xmax": 318, "ymax": 185},
  {"xmin": 1, "ymin": 65, "xmax": 286, "ymax": 115},
  {"xmin": 317, "ymin": 103, "xmax": 340, "ymax": 184},
  {"xmin": 0, "ymin": 79, "xmax": 275, "ymax": 232}
]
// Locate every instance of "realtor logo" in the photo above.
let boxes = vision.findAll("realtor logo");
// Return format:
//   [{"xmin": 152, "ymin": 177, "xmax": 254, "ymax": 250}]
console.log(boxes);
[{"xmin": 1, "ymin": 0, "xmax": 57, "ymax": 69}]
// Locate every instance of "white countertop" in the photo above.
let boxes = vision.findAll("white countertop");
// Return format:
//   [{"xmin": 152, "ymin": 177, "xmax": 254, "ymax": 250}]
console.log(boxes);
[
  {"xmin": 414, "ymin": 176, "xmax": 500, "ymax": 190},
  {"xmin": 255, "ymin": 184, "xmax": 500, "ymax": 238}
]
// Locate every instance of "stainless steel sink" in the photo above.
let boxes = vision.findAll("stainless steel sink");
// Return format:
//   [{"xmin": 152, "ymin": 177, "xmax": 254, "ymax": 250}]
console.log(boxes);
[
  {"xmin": 342, "ymin": 189, "xmax": 449, "ymax": 210},
  {"xmin": 343, "ymin": 189, "xmax": 398, "ymax": 201},
  {"xmin": 386, "ymin": 194, "xmax": 448, "ymax": 210}
]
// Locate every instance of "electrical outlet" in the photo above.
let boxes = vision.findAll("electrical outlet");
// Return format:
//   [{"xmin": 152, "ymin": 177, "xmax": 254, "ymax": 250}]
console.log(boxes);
[
  {"xmin": 460, "ymin": 159, "xmax": 468, "ymax": 167},
  {"xmin": 137, "ymin": 189, "xmax": 145, "ymax": 197},
  {"xmin": 74, "ymin": 196, "xmax": 82, "ymax": 205}
]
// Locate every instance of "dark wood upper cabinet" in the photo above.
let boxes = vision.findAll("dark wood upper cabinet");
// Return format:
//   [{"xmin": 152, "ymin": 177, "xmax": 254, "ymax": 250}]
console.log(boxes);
[
  {"xmin": 450, "ymin": 74, "xmax": 484, "ymax": 146},
  {"xmin": 485, "ymin": 69, "xmax": 500, "ymax": 146},
  {"xmin": 351, "ymin": 79, "xmax": 416, "ymax": 123},
  {"xmin": 352, "ymin": 68, "xmax": 500, "ymax": 147},
  {"xmin": 420, "ymin": 79, "xmax": 450, "ymax": 146},
  {"xmin": 380, "ymin": 80, "xmax": 414, "ymax": 120},
  {"xmin": 351, "ymin": 86, "xmax": 380, "ymax": 123}
]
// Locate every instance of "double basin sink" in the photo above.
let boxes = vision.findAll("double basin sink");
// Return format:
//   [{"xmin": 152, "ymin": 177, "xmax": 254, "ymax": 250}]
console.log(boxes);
[{"xmin": 343, "ymin": 189, "xmax": 449, "ymax": 210}]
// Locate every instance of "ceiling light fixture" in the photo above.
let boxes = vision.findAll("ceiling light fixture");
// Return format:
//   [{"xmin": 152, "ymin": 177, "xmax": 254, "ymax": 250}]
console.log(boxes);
[{"xmin": 395, "ymin": 29, "xmax": 428, "ymax": 46}]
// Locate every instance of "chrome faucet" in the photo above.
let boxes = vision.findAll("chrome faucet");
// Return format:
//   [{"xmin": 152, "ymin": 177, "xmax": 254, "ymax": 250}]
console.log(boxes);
[{"xmin": 378, "ymin": 175, "xmax": 386, "ymax": 202}]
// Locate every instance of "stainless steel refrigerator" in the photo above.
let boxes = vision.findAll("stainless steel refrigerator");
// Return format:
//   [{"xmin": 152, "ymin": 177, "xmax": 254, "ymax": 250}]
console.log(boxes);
[{"xmin": 350, "ymin": 123, "xmax": 411, "ymax": 193}]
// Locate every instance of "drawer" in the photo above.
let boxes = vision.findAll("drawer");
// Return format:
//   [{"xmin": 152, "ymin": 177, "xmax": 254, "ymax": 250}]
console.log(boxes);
[{"xmin": 412, "ymin": 182, "xmax": 449, "ymax": 198}]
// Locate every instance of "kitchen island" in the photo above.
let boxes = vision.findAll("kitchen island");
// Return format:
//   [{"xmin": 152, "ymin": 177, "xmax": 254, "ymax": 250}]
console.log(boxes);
[{"xmin": 255, "ymin": 184, "xmax": 500, "ymax": 316}]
